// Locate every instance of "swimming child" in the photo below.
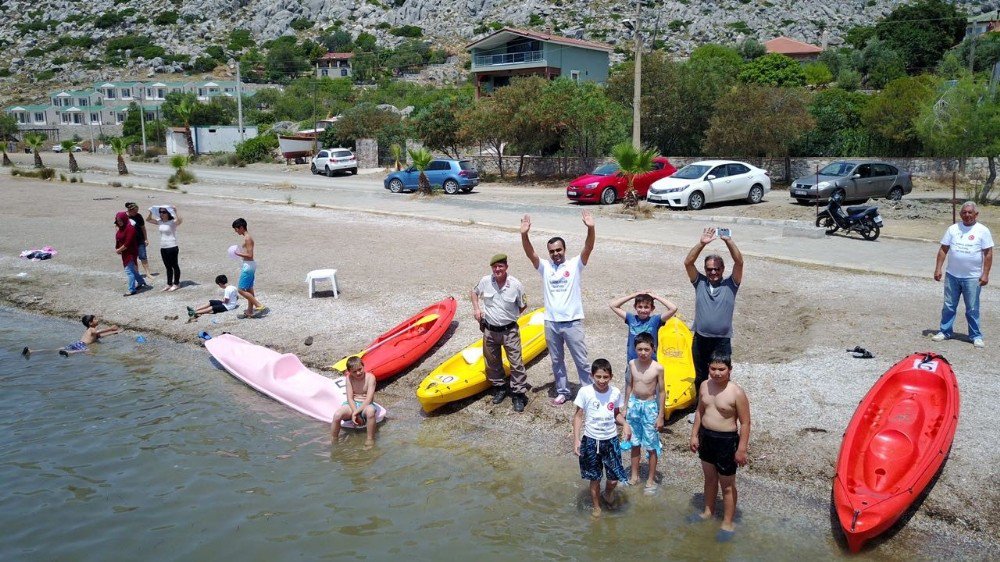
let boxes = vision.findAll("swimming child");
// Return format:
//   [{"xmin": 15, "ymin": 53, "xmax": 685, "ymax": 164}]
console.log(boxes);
[
  {"xmin": 689, "ymin": 352, "xmax": 751, "ymax": 542},
  {"xmin": 573, "ymin": 358, "xmax": 631, "ymax": 517},
  {"xmin": 623, "ymin": 332, "xmax": 665, "ymax": 493},
  {"xmin": 609, "ymin": 290, "xmax": 677, "ymax": 381},
  {"xmin": 186, "ymin": 275, "xmax": 240, "ymax": 320},
  {"xmin": 22, "ymin": 315, "xmax": 122, "ymax": 357},
  {"xmin": 330, "ymin": 356, "xmax": 378, "ymax": 446}
]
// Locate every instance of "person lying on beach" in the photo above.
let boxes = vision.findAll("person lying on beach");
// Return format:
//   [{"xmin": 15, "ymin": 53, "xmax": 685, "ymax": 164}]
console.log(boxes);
[
  {"xmin": 22, "ymin": 315, "xmax": 123, "ymax": 357},
  {"xmin": 330, "ymin": 356, "xmax": 378, "ymax": 447},
  {"xmin": 186, "ymin": 275, "xmax": 239, "ymax": 321}
]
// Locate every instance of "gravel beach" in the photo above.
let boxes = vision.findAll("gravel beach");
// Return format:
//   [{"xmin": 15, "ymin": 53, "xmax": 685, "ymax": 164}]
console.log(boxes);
[{"xmin": 2, "ymin": 170, "xmax": 997, "ymax": 557}]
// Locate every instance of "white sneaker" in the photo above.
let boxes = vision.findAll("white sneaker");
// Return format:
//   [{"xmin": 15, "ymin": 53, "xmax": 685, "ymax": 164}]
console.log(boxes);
[
  {"xmin": 930, "ymin": 333, "xmax": 947, "ymax": 342},
  {"xmin": 973, "ymin": 338, "xmax": 985, "ymax": 348},
  {"xmin": 687, "ymin": 413, "xmax": 695, "ymax": 424}
]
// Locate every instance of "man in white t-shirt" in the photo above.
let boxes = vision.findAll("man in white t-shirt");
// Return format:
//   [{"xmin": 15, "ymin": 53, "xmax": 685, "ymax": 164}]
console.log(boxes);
[
  {"xmin": 932, "ymin": 201, "xmax": 994, "ymax": 348},
  {"xmin": 521, "ymin": 210, "xmax": 595, "ymax": 405}
]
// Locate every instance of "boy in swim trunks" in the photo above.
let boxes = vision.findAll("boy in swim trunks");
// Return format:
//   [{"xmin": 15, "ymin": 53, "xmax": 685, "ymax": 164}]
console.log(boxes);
[
  {"xmin": 330, "ymin": 356, "xmax": 378, "ymax": 446},
  {"xmin": 622, "ymin": 332, "xmax": 665, "ymax": 494},
  {"xmin": 231, "ymin": 218, "xmax": 265, "ymax": 318},
  {"xmin": 186, "ymin": 275, "xmax": 240, "ymax": 320},
  {"xmin": 22, "ymin": 315, "xmax": 122, "ymax": 357},
  {"xmin": 689, "ymin": 352, "xmax": 750, "ymax": 542},
  {"xmin": 573, "ymin": 358, "xmax": 631, "ymax": 517}
]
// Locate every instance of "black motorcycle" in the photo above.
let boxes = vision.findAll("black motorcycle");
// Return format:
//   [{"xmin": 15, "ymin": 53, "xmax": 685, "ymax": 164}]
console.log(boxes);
[{"xmin": 815, "ymin": 194, "xmax": 883, "ymax": 241}]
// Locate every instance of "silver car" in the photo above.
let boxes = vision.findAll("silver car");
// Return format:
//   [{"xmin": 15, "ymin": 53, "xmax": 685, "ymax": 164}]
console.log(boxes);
[{"xmin": 789, "ymin": 161, "xmax": 913, "ymax": 203}]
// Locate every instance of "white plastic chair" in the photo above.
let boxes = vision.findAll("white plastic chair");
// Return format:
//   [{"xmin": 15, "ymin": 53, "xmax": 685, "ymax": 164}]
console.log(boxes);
[{"xmin": 306, "ymin": 268, "xmax": 339, "ymax": 299}]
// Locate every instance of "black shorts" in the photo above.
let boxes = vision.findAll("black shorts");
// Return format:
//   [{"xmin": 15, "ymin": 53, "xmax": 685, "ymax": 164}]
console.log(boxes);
[
  {"xmin": 209, "ymin": 300, "xmax": 227, "ymax": 314},
  {"xmin": 698, "ymin": 427, "xmax": 739, "ymax": 476}
]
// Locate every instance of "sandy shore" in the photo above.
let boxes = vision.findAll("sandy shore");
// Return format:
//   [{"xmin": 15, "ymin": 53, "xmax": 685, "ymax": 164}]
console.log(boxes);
[{"xmin": 2, "ymin": 171, "xmax": 997, "ymax": 556}]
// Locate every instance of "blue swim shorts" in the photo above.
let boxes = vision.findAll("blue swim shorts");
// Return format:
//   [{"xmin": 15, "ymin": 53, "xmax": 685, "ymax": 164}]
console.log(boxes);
[
  {"xmin": 342, "ymin": 400, "xmax": 367, "ymax": 424},
  {"xmin": 625, "ymin": 396, "xmax": 663, "ymax": 454},
  {"xmin": 238, "ymin": 261, "xmax": 256, "ymax": 291},
  {"xmin": 579, "ymin": 435, "xmax": 629, "ymax": 482},
  {"xmin": 64, "ymin": 341, "xmax": 88, "ymax": 352}
]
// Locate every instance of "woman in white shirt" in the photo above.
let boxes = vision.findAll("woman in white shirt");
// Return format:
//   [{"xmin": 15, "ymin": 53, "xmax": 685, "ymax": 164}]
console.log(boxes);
[{"xmin": 146, "ymin": 206, "xmax": 183, "ymax": 291}]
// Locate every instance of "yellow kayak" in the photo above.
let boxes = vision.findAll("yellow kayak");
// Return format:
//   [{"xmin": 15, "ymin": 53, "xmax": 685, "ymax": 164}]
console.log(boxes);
[
  {"xmin": 417, "ymin": 308, "xmax": 547, "ymax": 413},
  {"xmin": 657, "ymin": 316, "xmax": 696, "ymax": 418}
]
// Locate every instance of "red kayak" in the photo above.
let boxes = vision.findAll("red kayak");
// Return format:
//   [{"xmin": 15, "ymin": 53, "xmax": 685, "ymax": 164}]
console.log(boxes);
[
  {"xmin": 330, "ymin": 296, "xmax": 456, "ymax": 380},
  {"xmin": 833, "ymin": 352, "xmax": 959, "ymax": 552}
]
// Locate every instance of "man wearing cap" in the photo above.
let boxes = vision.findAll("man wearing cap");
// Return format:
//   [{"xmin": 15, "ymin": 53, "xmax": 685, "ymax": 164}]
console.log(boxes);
[
  {"xmin": 472, "ymin": 253, "xmax": 529, "ymax": 412},
  {"xmin": 521, "ymin": 210, "xmax": 595, "ymax": 406},
  {"xmin": 126, "ymin": 202, "xmax": 153, "ymax": 279}
]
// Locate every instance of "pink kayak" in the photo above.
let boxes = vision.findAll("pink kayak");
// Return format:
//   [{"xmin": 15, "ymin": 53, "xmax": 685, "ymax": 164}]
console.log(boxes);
[{"xmin": 205, "ymin": 333, "xmax": 386, "ymax": 427}]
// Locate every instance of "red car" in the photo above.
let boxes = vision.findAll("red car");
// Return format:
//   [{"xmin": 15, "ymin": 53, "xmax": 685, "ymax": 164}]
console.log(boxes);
[{"xmin": 566, "ymin": 157, "xmax": 677, "ymax": 204}]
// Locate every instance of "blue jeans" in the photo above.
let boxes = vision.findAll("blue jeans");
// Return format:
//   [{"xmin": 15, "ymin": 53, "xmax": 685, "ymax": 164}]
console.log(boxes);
[
  {"xmin": 940, "ymin": 273, "xmax": 982, "ymax": 340},
  {"xmin": 544, "ymin": 319, "xmax": 591, "ymax": 398},
  {"xmin": 124, "ymin": 261, "xmax": 146, "ymax": 293}
]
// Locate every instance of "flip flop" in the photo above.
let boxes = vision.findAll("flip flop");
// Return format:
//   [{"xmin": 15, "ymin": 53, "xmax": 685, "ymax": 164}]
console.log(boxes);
[
  {"xmin": 686, "ymin": 513, "xmax": 708, "ymax": 524},
  {"xmin": 198, "ymin": 331, "xmax": 211, "ymax": 340},
  {"xmin": 716, "ymin": 529, "xmax": 736, "ymax": 543},
  {"xmin": 136, "ymin": 336, "xmax": 147, "ymax": 343}
]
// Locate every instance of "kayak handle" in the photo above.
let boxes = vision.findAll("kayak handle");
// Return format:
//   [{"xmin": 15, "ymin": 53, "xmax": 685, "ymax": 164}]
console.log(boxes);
[{"xmin": 851, "ymin": 509, "xmax": 860, "ymax": 531}]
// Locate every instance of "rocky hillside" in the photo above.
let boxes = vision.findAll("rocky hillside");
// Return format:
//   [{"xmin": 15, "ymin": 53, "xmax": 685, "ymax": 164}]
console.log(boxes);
[{"xmin": 0, "ymin": 0, "xmax": 995, "ymax": 103}]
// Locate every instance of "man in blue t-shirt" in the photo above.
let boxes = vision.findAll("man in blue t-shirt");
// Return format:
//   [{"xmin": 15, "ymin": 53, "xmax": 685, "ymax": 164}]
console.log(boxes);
[
  {"xmin": 684, "ymin": 227, "xmax": 744, "ymax": 412},
  {"xmin": 609, "ymin": 290, "xmax": 678, "ymax": 381}
]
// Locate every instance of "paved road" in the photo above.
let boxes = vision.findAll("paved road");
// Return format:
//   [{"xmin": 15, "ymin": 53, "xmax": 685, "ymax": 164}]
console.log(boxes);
[{"xmin": 8, "ymin": 152, "xmax": 939, "ymax": 279}]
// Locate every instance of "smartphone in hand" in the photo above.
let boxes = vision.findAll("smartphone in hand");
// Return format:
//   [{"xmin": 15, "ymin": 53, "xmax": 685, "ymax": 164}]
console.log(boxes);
[{"xmin": 717, "ymin": 227, "xmax": 732, "ymax": 238}]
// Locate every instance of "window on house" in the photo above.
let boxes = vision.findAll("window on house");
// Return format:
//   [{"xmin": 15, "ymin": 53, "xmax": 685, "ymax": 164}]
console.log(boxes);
[
  {"xmin": 73, "ymin": 113, "xmax": 83, "ymax": 124},
  {"xmin": 198, "ymin": 88, "xmax": 205, "ymax": 96},
  {"xmin": 121, "ymin": 88, "xmax": 131, "ymax": 98},
  {"xmin": 105, "ymin": 88, "xmax": 116, "ymax": 99},
  {"xmin": 116, "ymin": 113, "xmax": 125, "ymax": 124},
  {"xmin": 34, "ymin": 112, "xmax": 45, "ymax": 123},
  {"xmin": 158, "ymin": 88, "xmax": 166, "ymax": 98},
  {"xmin": 16, "ymin": 113, "xmax": 26, "ymax": 124},
  {"xmin": 61, "ymin": 114, "xmax": 70, "ymax": 124},
  {"xmin": 341, "ymin": 69, "xmax": 348, "ymax": 76},
  {"xmin": 79, "ymin": 98, "xmax": 89, "ymax": 107},
  {"xmin": 146, "ymin": 111, "xmax": 155, "ymax": 121},
  {"xmin": 91, "ymin": 112, "xmax": 100, "ymax": 124},
  {"xmin": 322, "ymin": 69, "xmax": 329, "ymax": 76},
  {"xmin": 570, "ymin": 70, "xmax": 580, "ymax": 83}
]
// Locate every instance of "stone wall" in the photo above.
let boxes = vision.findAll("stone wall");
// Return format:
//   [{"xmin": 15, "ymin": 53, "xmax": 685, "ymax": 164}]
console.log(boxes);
[
  {"xmin": 355, "ymin": 138, "xmax": 378, "ymax": 170},
  {"xmin": 17, "ymin": 124, "xmax": 124, "ymax": 148},
  {"xmin": 459, "ymin": 153, "xmax": 993, "ymax": 182}
]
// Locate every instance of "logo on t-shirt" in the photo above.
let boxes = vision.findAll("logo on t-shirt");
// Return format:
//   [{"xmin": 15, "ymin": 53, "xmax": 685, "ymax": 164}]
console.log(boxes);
[
  {"xmin": 607, "ymin": 402, "xmax": 615, "ymax": 411},
  {"xmin": 563, "ymin": 271, "xmax": 570, "ymax": 278},
  {"xmin": 969, "ymin": 235, "xmax": 976, "ymax": 240}
]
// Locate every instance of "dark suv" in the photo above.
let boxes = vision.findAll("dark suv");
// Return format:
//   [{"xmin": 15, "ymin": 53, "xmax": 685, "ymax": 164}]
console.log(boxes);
[{"xmin": 384, "ymin": 159, "xmax": 480, "ymax": 194}]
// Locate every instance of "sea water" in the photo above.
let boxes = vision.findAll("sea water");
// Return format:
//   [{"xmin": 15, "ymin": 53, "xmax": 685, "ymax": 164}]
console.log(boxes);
[{"xmin": 0, "ymin": 308, "xmax": 935, "ymax": 560}]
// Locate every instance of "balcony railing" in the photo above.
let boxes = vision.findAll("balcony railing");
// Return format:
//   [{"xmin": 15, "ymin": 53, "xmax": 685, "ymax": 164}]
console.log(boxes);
[{"xmin": 473, "ymin": 50, "xmax": 544, "ymax": 67}]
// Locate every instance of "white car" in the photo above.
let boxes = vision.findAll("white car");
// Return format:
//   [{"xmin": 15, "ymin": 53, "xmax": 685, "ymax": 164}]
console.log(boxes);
[
  {"xmin": 647, "ymin": 160, "xmax": 771, "ymax": 210},
  {"xmin": 52, "ymin": 144, "xmax": 83, "ymax": 153},
  {"xmin": 310, "ymin": 148, "xmax": 357, "ymax": 176}
]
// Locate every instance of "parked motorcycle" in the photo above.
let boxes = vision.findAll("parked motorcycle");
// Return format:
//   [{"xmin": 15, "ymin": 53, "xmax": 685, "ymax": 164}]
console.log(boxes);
[{"xmin": 815, "ymin": 194, "xmax": 883, "ymax": 241}]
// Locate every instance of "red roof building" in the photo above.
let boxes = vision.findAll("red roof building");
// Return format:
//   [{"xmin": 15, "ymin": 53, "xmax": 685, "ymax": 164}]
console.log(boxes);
[
  {"xmin": 317, "ymin": 52, "xmax": 354, "ymax": 79},
  {"xmin": 764, "ymin": 36, "xmax": 824, "ymax": 61}
]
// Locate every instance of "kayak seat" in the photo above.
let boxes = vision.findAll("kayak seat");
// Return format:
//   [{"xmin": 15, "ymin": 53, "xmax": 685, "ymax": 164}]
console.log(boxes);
[
  {"xmin": 863, "ymin": 398, "xmax": 923, "ymax": 492},
  {"xmin": 267, "ymin": 354, "xmax": 330, "ymax": 397}
]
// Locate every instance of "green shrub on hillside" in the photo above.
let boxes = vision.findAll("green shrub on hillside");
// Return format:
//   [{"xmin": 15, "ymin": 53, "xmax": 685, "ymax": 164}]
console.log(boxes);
[
  {"xmin": 154, "ymin": 11, "xmax": 179, "ymax": 25},
  {"xmin": 390, "ymin": 25, "xmax": 423, "ymax": 38},
  {"xmin": 290, "ymin": 18, "xmax": 314, "ymax": 31},
  {"xmin": 95, "ymin": 11, "xmax": 125, "ymax": 29}
]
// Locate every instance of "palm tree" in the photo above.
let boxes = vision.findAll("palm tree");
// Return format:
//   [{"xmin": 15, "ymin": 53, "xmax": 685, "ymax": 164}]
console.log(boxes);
[
  {"xmin": 24, "ymin": 132, "xmax": 46, "ymax": 168},
  {"xmin": 611, "ymin": 142, "xmax": 658, "ymax": 209},
  {"xmin": 60, "ymin": 140, "xmax": 80, "ymax": 172},
  {"xmin": 408, "ymin": 148, "xmax": 433, "ymax": 195},
  {"xmin": 390, "ymin": 143, "xmax": 404, "ymax": 171},
  {"xmin": 109, "ymin": 137, "xmax": 129, "ymax": 175},
  {"xmin": 174, "ymin": 98, "xmax": 197, "ymax": 159}
]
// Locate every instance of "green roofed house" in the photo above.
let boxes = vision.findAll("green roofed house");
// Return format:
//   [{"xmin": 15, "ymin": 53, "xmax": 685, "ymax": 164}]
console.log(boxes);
[
  {"xmin": 8, "ymin": 104, "xmax": 52, "ymax": 126},
  {"xmin": 466, "ymin": 27, "xmax": 613, "ymax": 98},
  {"xmin": 966, "ymin": 11, "xmax": 999, "ymax": 39}
]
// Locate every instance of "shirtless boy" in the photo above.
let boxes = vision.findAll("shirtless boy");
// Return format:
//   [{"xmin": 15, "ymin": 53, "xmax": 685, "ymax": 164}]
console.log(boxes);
[
  {"xmin": 231, "ymin": 218, "xmax": 265, "ymax": 318},
  {"xmin": 622, "ymin": 332, "xmax": 665, "ymax": 493},
  {"xmin": 689, "ymin": 352, "xmax": 750, "ymax": 542},
  {"xmin": 22, "ymin": 315, "xmax": 123, "ymax": 357},
  {"xmin": 330, "ymin": 356, "xmax": 378, "ymax": 446}
]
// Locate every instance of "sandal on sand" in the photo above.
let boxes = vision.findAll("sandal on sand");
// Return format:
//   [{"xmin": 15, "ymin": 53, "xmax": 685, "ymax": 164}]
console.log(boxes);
[
  {"xmin": 716, "ymin": 529, "xmax": 736, "ymax": 543},
  {"xmin": 123, "ymin": 291, "xmax": 136, "ymax": 297},
  {"xmin": 643, "ymin": 484, "xmax": 658, "ymax": 495},
  {"xmin": 591, "ymin": 507, "xmax": 602, "ymax": 518},
  {"xmin": 686, "ymin": 513, "xmax": 709, "ymax": 524},
  {"xmin": 187, "ymin": 306, "xmax": 197, "ymax": 318}
]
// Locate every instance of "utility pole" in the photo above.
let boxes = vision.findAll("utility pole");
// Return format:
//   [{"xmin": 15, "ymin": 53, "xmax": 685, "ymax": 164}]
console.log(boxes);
[
  {"xmin": 631, "ymin": 0, "xmax": 642, "ymax": 149},
  {"xmin": 139, "ymin": 98, "xmax": 147, "ymax": 153},
  {"xmin": 236, "ymin": 63, "xmax": 245, "ymax": 143}
]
